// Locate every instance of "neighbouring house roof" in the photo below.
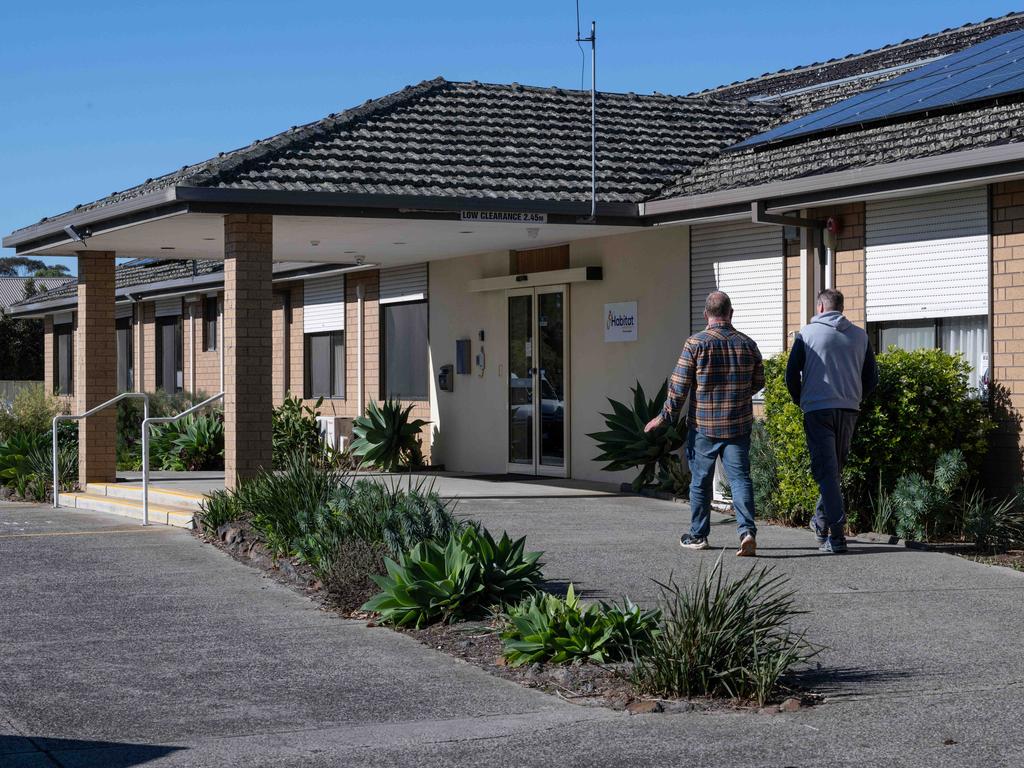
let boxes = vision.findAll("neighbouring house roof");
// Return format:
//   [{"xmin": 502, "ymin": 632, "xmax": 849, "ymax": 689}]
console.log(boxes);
[
  {"xmin": 6, "ymin": 80, "xmax": 780, "ymax": 239},
  {"xmin": 0, "ymin": 276, "xmax": 73, "ymax": 309},
  {"xmin": 6, "ymin": 258, "xmax": 349, "ymax": 316}
]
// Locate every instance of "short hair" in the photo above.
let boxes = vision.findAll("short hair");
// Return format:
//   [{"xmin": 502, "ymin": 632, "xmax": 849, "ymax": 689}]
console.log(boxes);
[
  {"xmin": 704, "ymin": 291, "xmax": 732, "ymax": 319},
  {"xmin": 816, "ymin": 288, "xmax": 844, "ymax": 313}
]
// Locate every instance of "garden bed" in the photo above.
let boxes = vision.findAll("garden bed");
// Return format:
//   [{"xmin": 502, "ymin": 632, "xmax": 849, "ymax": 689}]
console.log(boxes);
[{"xmin": 194, "ymin": 521, "xmax": 819, "ymax": 716}]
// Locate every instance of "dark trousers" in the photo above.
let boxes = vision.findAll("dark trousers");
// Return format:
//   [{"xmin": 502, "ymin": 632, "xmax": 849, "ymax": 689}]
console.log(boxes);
[{"xmin": 804, "ymin": 408, "xmax": 859, "ymax": 540}]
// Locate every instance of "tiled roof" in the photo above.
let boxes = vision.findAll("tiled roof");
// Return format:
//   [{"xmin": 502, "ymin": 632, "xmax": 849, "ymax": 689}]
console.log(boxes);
[
  {"xmin": 0, "ymin": 277, "xmax": 74, "ymax": 309},
  {"xmin": 17, "ymin": 79, "xmax": 780, "ymax": 232},
  {"xmin": 693, "ymin": 11, "xmax": 1024, "ymax": 101},
  {"xmin": 12, "ymin": 259, "xmax": 223, "ymax": 306},
  {"xmin": 655, "ymin": 13, "xmax": 1024, "ymax": 200},
  {"xmin": 658, "ymin": 100, "xmax": 1024, "ymax": 199}
]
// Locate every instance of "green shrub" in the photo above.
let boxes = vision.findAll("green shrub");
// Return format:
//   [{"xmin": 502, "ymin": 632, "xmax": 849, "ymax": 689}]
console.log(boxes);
[
  {"xmin": 322, "ymin": 537, "xmax": 389, "ymax": 612},
  {"xmin": 362, "ymin": 526, "xmax": 543, "ymax": 627},
  {"xmin": 763, "ymin": 348, "xmax": 993, "ymax": 529},
  {"xmin": 197, "ymin": 489, "xmax": 242, "ymax": 536},
  {"xmin": 273, "ymin": 394, "xmax": 324, "ymax": 468},
  {"xmin": 633, "ymin": 554, "xmax": 814, "ymax": 706},
  {"xmin": 501, "ymin": 585, "xmax": 659, "ymax": 666},
  {"xmin": 964, "ymin": 489, "xmax": 1024, "ymax": 553},
  {"xmin": 24, "ymin": 439, "xmax": 77, "ymax": 497},
  {"xmin": 0, "ymin": 431, "xmax": 48, "ymax": 484},
  {"xmin": 0, "ymin": 385, "xmax": 66, "ymax": 441},
  {"xmin": 890, "ymin": 450, "xmax": 968, "ymax": 541},
  {"xmin": 149, "ymin": 413, "xmax": 224, "ymax": 471},
  {"xmin": 117, "ymin": 390, "xmax": 212, "ymax": 464},
  {"xmin": 749, "ymin": 420, "xmax": 778, "ymax": 518},
  {"xmin": 350, "ymin": 399, "xmax": 429, "ymax": 471},
  {"xmin": 588, "ymin": 380, "xmax": 686, "ymax": 491},
  {"xmin": 238, "ymin": 450, "xmax": 349, "ymax": 556},
  {"xmin": 330, "ymin": 477, "xmax": 465, "ymax": 558}
]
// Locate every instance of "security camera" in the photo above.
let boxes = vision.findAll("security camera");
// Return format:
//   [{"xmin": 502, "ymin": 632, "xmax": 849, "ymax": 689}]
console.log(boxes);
[{"xmin": 355, "ymin": 255, "xmax": 366, "ymax": 265}]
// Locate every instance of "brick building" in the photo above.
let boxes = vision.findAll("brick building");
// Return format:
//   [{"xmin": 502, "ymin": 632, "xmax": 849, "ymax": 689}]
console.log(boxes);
[{"xmin": 7, "ymin": 12, "xmax": 1024, "ymax": 490}]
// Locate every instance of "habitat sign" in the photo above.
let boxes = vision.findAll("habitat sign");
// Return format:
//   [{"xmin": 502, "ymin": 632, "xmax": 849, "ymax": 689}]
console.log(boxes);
[
  {"xmin": 460, "ymin": 211, "xmax": 547, "ymax": 224},
  {"xmin": 604, "ymin": 301, "xmax": 638, "ymax": 342}
]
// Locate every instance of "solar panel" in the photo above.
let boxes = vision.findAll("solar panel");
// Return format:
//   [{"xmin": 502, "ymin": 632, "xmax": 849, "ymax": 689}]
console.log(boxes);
[{"xmin": 732, "ymin": 29, "xmax": 1024, "ymax": 150}]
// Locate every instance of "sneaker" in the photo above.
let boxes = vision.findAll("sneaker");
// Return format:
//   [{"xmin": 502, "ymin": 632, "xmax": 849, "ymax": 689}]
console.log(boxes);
[
  {"xmin": 680, "ymin": 534, "xmax": 709, "ymax": 550},
  {"xmin": 809, "ymin": 520, "xmax": 827, "ymax": 545},
  {"xmin": 736, "ymin": 533, "xmax": 757, "ymax": 558},
  {"xmin": 819, "ymin": 538, "xmax": 848, "ymax": 554}
]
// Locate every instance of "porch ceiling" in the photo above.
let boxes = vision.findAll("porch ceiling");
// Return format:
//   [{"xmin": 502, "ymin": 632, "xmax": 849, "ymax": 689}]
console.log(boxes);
[{"xmin": 22, "ymin": 212, "xmax": 635, "ymax": 266}]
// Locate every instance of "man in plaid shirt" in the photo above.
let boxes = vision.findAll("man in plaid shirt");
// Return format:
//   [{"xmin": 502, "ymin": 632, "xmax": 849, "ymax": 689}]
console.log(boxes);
[{"xmin": 645, "ymin": 291, "xmax": 764, "ymax": 557}]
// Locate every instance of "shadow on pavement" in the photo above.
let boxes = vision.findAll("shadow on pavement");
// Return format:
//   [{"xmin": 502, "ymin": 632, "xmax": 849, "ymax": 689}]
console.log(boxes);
[
  {"xmin": 0, "ymin": 734, "xmax": 184, "ymax": 767},
  {"xmin": 756, "ymin": 545, "xmax": 905, "ymax": 559},
  {"xmin": 788, "ymin": 665, "xmax": 921, "ymax": 694}
]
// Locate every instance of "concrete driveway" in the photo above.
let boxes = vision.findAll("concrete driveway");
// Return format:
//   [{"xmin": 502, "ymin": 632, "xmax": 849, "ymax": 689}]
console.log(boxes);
[{"xmin": 2, "ymin": 487, "xmax": 1024, "ymax": 767}]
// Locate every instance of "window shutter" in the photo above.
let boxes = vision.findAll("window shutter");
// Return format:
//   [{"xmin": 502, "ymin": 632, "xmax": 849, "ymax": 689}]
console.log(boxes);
[
  {"xmin": 379, "ymin": 264, "xmax": 428, "ymax": 305},
  {"xmin": 154, "ymin": 297, "xmax": 182, "ymax": 317},
  {"xmin": 53, "ymin": 311, "xmax": 73, "ymax": 326},
  {"xmin": 115, "ymin": 303, "xmax": 133, "ymax": 320},
  {"xmin": 303, "ymin": 275, "xmax": 346, "ymax": 333},
  {"xmin": 690, "ymin": 221, "xmax": 784, "ymax": 357},
  {"xmin": 865, "ymin": 188, "xmax": 988, "ymax": 322}
]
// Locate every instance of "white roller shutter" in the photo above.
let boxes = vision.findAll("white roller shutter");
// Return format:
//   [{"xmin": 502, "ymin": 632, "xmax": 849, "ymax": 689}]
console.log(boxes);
[
  {"xmin": 690, "ymin": 221, "xmax": 785, "ymax": 357},
  {"xmin": 154, "ymin": 297, "xmax": 182, "ymax": 317},
  {"xmin": 865, "ymin": 188, "xmax": 988, "ymax": 321},
  {"xmin": 379, "ymin": 263, "xmax": 428, "ymax": 305},
  {"xmin": 303, "ymin": 275, "xmax": 345, "ymax": 333},
  {"xmin": 53, "ymin": 311, "xmax": 73, "ymax": 326}
]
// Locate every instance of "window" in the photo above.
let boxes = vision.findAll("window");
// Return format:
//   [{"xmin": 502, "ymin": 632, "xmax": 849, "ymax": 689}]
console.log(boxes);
[
  {"xmin": 871, "ymin": 315, "xmax": 989, "ymax": 391},
  {"xmin": 155, "ymin": 315, "xmax": 183, "ymax": 393},
  {"xmin": 116, "ymin": 316, "xmax": 134, "ymax": 393},
  {"xmin": 53, "ymin": 321, "xmax": 74, "ymax": 395},
  {"xmin": 382, "ymin": 301, "xmax": 428, "ymax": 400},
  {"xmin": 304, "ymin": 331, "xmax": 345, "ymax": 398},
  {"xmin": 203, "ymin": 296, "xmax": 218, "ymax": 352}
]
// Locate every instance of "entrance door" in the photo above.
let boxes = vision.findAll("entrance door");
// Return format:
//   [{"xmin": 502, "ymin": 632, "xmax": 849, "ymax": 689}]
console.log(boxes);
[{"xmin": 507, "ymin": 286, "xmax": 568, "ymax": 476}]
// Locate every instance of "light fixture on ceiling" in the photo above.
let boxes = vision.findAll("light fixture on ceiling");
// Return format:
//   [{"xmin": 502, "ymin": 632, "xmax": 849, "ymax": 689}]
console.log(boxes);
[
  {"xmin": 458, "ymin": 230, "xmax": 473, "ymax": 234},
  {"xmin": 392, "ymin": 241, "xmax": 406, "ymax": 245},
  {"xmin": 343, "ymin": 250, "xmax": 357, "ymax": 254},
  {"xmin": 160, "ymin": 246, "xmax": 176, "ymax": 250},
  {"xmin": 526, "ymin": 228, "xmax": 540, "ymax": 239},
  {"xmin": 202, "ymin": 237, "xmax": 216, "ymax": 241},
  {"xmin": 310, "ymin": 240, "xmax": 320, "ymax": 247}
]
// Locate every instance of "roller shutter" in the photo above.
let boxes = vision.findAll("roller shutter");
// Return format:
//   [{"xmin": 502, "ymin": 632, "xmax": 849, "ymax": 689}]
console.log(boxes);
[
  {"xmin": 303, "ymin": 275, "xmax": 346, "ymax": 333},
  {"xmin": 154, "ymin": 297, "xmax": 182, "ymax": 317},
  {"xmin": 690, "ymin": 221, "xmax": 785, "ymax": 357},
  {"xmin": 865, "ymin": 188, "xmax": 988, "ymax": 322},
  {"xmin": 379, "ymin": 263, "xmax": 428, "ymax": 305}
]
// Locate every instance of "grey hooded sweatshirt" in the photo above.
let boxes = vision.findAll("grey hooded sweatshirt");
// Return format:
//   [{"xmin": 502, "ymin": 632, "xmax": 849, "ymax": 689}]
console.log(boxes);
[{"xmin": 785, "ymin": 311, "xmax": 879, "ymax": 412}]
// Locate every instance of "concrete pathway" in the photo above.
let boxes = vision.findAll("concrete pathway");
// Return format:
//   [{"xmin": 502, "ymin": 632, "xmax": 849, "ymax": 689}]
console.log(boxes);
[{"xmin": 2, "ymin": 491, "xmax": 1024, "ymax": 767}]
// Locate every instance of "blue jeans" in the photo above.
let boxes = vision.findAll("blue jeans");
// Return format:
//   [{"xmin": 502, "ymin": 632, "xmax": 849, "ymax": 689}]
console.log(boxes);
[
  {"xmin": 804, "ymin": 408, "xmax": 859, "ymax": 541},
  {"xmin": 686, "ymin": 428, "xmax": 757, "ymax": 541}
]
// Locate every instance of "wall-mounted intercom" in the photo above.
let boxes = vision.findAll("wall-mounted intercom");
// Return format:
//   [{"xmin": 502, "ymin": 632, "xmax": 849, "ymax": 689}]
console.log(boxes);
[{"xmin": 438, "ymin": 364, "xmax": 454, "ymax": 392}]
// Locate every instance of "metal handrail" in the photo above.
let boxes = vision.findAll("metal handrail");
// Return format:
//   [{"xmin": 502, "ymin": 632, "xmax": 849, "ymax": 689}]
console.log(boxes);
[
  {"xmin": 52, "ymin": 392, "xmax": 150, "ymax": 509},
  {"xmin": 141, "ymin": 392, "xmax": 223, "ymax": 526}
]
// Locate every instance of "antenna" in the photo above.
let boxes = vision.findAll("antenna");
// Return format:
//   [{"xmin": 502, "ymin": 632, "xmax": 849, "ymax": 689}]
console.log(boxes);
[{"xmin": 576, "ymin": 2, "xmax": 596, "ymax": 222}]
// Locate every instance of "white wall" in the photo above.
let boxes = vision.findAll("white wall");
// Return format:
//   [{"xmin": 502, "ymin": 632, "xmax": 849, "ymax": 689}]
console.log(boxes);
[{"xmin": 428, "ymin": 224, "xmax": 690, "ymax": 484}]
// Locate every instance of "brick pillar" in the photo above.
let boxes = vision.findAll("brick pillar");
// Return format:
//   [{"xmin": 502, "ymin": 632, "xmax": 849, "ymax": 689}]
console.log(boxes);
[
  {"xmin": 223, "ymin": 214, "xmax": 273, "ymax": 489},
  {"xmin": 76, "ymin": 252, "xmax": 117, "ymax": 485}
]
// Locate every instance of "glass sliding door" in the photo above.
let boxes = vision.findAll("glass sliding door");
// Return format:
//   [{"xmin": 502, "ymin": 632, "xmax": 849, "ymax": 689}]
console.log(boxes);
[{"xmin": 506, "ymin": 286, "xmax": 568, "ymax": 477}]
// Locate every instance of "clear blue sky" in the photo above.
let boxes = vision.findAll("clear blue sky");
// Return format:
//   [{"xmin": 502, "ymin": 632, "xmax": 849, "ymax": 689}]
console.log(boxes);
[{"xmin": 1, "ymin": 1, "xmax": 1012, "ymax": 274}]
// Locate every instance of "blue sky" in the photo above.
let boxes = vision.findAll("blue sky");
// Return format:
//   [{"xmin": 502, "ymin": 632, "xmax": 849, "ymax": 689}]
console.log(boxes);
[{"xmin": 1, "ymin": 1, "xmax": 1012, "ymax": 274}]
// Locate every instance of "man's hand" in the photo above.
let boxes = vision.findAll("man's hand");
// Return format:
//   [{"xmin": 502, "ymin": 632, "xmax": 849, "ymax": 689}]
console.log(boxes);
[{"xmin": 644, "ymin": 415, "xmax": 663, "ymax": 433}]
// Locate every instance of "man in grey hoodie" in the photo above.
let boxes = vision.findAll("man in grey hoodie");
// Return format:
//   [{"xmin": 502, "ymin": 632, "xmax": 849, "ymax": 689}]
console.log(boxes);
[{"xmin": 785, "ymin": 289, "xmax": 879, "ymax": 554}]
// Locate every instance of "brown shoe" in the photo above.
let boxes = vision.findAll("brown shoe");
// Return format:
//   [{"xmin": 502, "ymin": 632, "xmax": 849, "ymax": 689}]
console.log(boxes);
[{"xmin": 736, "ymin": 534, "xmax": 757, "ymax": 558}]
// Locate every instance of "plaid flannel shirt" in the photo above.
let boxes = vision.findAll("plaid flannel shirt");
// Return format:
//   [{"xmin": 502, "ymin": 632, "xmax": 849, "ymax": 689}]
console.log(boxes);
[{"xmin": 660, "ymin": 322, "xmax": 765, "ymax": 439}]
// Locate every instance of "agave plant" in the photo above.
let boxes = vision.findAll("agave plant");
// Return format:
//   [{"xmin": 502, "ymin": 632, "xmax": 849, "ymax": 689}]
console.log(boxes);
[
  {"xmin": 502, "ymin": 585, "xmax": 660, "ymax": 667},
  {"xmin": 350, "ymin": 399, "xmax": 429, "ymax": 471},
  {"xmin": 587, "ymin": 380, "xmax": 686, "ymax": 491}
]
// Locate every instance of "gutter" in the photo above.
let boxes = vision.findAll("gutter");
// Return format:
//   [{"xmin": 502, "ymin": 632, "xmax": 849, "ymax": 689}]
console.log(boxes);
[
  {"xmin": 4, "ymin": 187, "xmax": 642, "ymax": 254},
  {"xmin": 642, "ymin": 143, "xmax": 1024, "ymax": 221}
]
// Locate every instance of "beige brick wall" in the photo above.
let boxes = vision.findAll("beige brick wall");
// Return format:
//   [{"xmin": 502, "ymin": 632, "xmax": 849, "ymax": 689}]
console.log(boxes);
[
  {"xmin": 76, "ymin": 253, "xmax": 117, "ymax": 484},
  {"xmin": 989, "ymin": 181, "xmax": 1024, "ymax": 490},
  {"xmin": 223, "ymin": 214, "xmax": 274, "ymax": 487},
  {"xmin": 784, "ymin": 235, "xmax": 802, "ymax": 347},
  {"xmin": 810, "ymin": 202, "xmax": 866, "ymax": 327},
  {"xmin": 43, "ymin": 316, "xmax": 54, "ymax": 395},
  {"xmin": 191, "ymin": 293, "xmax": 222, "ymax": 396}
]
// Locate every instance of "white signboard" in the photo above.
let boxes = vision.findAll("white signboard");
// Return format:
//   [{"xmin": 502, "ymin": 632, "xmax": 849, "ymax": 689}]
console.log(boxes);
[
  {"xmin": 460, "ymin": 211, "xmax": 547, "ymax": 224},
  {"xmin": 605, "ymin": 301, "xmax": 638, "ymax": 343}
]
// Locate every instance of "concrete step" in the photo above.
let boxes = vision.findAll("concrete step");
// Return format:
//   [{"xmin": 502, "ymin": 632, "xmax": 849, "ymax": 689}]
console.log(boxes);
[
  {"xmin": 62, "ymin": 492, "xmax": 195, "ymax": 529},
  {"xmin": 84, "ymin": 482, "xmax": 205, "ymax": 512}
]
